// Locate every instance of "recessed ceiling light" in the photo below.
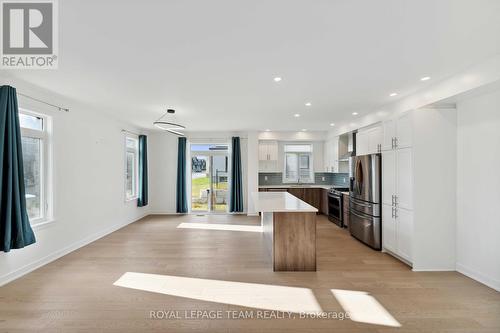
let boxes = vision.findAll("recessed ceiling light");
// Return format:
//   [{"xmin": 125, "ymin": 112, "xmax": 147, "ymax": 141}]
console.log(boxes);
[
  {"xmin": 389, "ymin": 92, "xmax": 398, "ymax": 97},
  {"xmin": 330, "ymin": 123, "xmax": 335, "ymax": 126},
  {"xmin": 305, "ymin": 102, "xmax": 312, "ymax": 106},
  {"xmin": 301, "ymin": 129, "xmax": 307, "ymax": 132},
  {"xmin": 352, "ymin": 112, "xmax": 358, "ymax": 116},
  {"xmin": 294, "ymin": 113, "xmax": 300, "ymax": 117},
  {"xmin": 273, "ymin": 77, "xmax": 282, "ymax": 82},
  {"xmin": 265, "ymin": 129, "xmax": 270, "ymax": 132},
  {"xmin": 420, "ymin": 76, "xmax": 431, "ymax": 81}
]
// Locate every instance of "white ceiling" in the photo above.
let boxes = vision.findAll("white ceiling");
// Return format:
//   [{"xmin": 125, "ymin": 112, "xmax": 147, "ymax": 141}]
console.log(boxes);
[{"xmin": 6, "ymin": 0, "xmax": 500, "ymax": 132}]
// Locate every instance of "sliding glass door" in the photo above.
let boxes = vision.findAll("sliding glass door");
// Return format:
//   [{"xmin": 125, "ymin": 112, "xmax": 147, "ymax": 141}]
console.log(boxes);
[{"xmin": 191, "ymin": 144, "xmax": 229, "ymax": 213}]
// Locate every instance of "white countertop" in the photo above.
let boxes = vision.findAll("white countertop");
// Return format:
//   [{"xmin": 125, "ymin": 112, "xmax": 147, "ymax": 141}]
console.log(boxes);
[{"xmin": 252, "ymin": 192, "xmax": 319, "ymax": 213}]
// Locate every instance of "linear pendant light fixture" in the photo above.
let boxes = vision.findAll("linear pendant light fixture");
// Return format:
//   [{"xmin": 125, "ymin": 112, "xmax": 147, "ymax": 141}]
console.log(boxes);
[{"xmin": 153, "ymin": 109, "xmax": 186, "ymax": 136}]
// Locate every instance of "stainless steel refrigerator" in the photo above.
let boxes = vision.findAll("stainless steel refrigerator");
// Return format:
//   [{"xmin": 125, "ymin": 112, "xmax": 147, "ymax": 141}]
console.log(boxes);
[{"xmin": 349, "ymin": 153, "xmax": 382, "ymax": 250}]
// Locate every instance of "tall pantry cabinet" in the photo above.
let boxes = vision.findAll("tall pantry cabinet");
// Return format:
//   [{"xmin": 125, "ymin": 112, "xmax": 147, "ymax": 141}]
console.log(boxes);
[{"xmin": 381, "ymin": 108, "xmax": 457, "ymax": 271}]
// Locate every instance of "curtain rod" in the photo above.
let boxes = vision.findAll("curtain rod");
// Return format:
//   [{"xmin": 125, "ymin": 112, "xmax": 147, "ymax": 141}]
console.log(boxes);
[{"xmin": 17, "ymin": 92, "xmax": 70, "ymax": 112}]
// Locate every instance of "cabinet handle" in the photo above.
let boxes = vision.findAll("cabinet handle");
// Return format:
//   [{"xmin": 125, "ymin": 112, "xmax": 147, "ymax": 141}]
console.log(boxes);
[
  {"xmin": 394, "ymin": 207, "xmax": 398, "ymax": 219},
  {"xmin": 394, "ymin": 195, "xmax": 398, "ymax": 206},
  {"xmin": 391, "ymin": 207, "xmax": 395, "ymax": 218},
  {"xmin": 391, "ymin": 137, "xmax": 395, "ymax": 149},
  {"xmin": 394, "ymin": 137, "xmax": 398, "ymax": 149},
  {"xmin": 391, "ymin": 194, "xmax": 394, "ymax": 206}
]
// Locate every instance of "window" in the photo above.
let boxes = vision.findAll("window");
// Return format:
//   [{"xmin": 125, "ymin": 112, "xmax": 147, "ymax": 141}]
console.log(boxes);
[
  {"xmin": 283, "ymin": 144, "xmax": 314, "ymax": 183},
  {"xmin": 125, "ymin": 135, "xmax": 139, "ymax": 200},
  {"xmin": 19, "ymin": 110, "xmax": 50, "ymax": 225}
]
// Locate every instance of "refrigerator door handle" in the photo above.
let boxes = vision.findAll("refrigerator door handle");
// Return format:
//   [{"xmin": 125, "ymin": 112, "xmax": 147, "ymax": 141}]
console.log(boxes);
[
  {"xmin": 350, "ymin": 199, "xmax": 372, "ymax": 208},
  {"xmin": 350, "ymin": 209, "xmax": 371, "ymax": 220}
]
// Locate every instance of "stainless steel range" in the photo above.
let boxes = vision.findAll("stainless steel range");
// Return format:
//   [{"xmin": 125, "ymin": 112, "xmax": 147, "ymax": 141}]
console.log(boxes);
[{"xmin": 327, "ymin": 187, "xmax": 349, "ymax": 227}]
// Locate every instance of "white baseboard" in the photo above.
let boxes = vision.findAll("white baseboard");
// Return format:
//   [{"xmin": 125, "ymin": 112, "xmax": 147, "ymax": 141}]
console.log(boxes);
[
  {"xmin": 0, "ymin": 213, "xmax": 148, "ymax": 287},
  {"xmin": 456, "ymin": 263, "xmax": 500, "ymax": 292},
  {"xmin": 412, "ymin": 268, "xmax": 456, "ymax": 272}
]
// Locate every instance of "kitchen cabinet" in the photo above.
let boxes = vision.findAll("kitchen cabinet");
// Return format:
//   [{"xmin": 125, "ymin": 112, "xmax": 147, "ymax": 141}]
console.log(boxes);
[
  {"xmin": 382, "ymin": 147, "xmax": 414, "ymax": 262},
  {"xmin": 258, "ymin": 141, "xmax": 278, "ymax": 161},
  {"xmin": 380, "ymin": 108, "xmax": 457, "ymax": 270},
  {"xmin": 288, "ymin": 187, "xmax": 304, "ymax": 201},
  {"xmin": 382, "ymin": 111, "xmax": 414, "ymax": 263},
  {"xmin": 382, "ymin": 204, "xmax": 396, "ymax": 253},
  {"xmin": 323, "ymin": 136, "xmax": 339, "ymax": 172},
  {"xmin": 382, "ymin": 147, "xmax": 412, "ymax": 210},
  {"xmin": 320, "ymin": 189, "xmax": 329, "ymax": 215},
  {"xmin": 304, "ymin": 188, "xmax": 321, "ymax": 210},
  {"xmin": 382, "ymin": 204, "xmax": 413, "ymax": 263},
  {"xmin": 356, "ymin": 124, "xmax": 382, "ymax": 155},
  {"xmin": 259, "ymin": 140, "xmax": 279, "ymax": 172},
  {"xmin": 342, "ymin": 193, "xmax": 350, "ymax": 228},
  {"xmin": 396, "ymin": 207, "xmax": 413, "ymax": 262},
  {"xmin": 382, "ymin": 112, "xmax": 412, "ymax": 151},
  {"xmin": 263, "ymin": 187, "xmax": 322, "ymax": 212},
  {"xmin": 395, "ymin": 148, "xmax": 413, "ymax": 210}
]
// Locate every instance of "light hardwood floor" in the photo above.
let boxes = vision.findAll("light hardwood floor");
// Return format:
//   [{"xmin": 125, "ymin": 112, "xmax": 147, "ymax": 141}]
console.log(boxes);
[{"xmin": 1, "ymin": 214, "xmax": 499, "ymax": 332}]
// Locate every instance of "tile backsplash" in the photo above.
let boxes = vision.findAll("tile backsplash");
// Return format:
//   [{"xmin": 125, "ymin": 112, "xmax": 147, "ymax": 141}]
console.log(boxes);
[{"xmin": 259, "ymin": 172, "xmax": 349, "ymax": 187}]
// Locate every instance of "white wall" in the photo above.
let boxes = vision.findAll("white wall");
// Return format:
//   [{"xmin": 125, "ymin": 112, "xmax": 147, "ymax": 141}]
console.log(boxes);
[
  {"xmin": 148, "ymin": 131, "xmax": 178, "ymax": 214},
  {"xmin": 0, "ymin": 77, "xmax": 150, "ymax": 286},
  {"xmin": 456, "ymin": 87, "xmax": 500, "ymax": 291},
  {"xmin": 329, "ymin": 53, "xmax": 500, "ymax": 137},
  {"xmin": 148, "ymin": 131, "xmax": 250, "ymax": 214},
  {"xmin": 247, "ymin": 132, "xmax": 259, "ymax": 215},
  {"xmin": 412, "ymin": 108, "xmax": 457, "ymax": 271}
]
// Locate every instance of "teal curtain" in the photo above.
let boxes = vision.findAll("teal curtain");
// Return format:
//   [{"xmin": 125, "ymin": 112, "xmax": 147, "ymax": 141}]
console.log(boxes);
[
  {"xmin": 0, "ymin": 85, "xmax": 36, "ymax": 252},
  {"xmin": 137, "ymin": 135, "xmax": 148, "ymax": 207},
  {"xmin": 230, "ymin": 136, "xmax": 244, "ymax": 212},
  {"xmin": 176, "ymin": 137, "xmax": 188, "ymax": 213}
]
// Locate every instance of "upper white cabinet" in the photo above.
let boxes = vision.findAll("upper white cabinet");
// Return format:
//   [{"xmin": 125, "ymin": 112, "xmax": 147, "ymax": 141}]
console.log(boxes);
[
  {"xmin": 357, "ymin": 124, "xmax": 382, "ymax": 155},
  {"xmin": 382, "ymin": 113, "xmax": 413, "ymax": 151},
  {"xmin": 395, "ymin": 147, "xmax": 413, "ymax": 211},
  {"xmin": 323, "ymin": 136, "xmax": 339, "ymax": 172},
  {"xmin": 259, "ymin": 140, "xmax": 279, "ymax": 172},
  {"xmin": 258, "ymin": 141, "xmax": 278, "ymax": 161}
]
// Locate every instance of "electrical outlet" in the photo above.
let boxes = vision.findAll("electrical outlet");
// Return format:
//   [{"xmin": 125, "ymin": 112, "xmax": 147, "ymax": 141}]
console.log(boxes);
[
  {"xmin": 343, "ymin": 177, "xmax": 346, "ymax": 183},
  {"xmin": 321, "ymin": 176, "xmax": 325, "ymax": 181},
  {"xmin": 264, "ymin": 176, "xmax": 268, "ymax": 181}
]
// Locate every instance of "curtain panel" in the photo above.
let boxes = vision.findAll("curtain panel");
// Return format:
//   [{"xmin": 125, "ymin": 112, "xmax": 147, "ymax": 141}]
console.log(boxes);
[
  {"xmin": 0, "ymin": 85, "xmax": 36, "ymax": 252},
  {"xmin": 176, "ymin": 137, "xmax": 188, "ymax": 213},
  {"xmin": 137, "ymin": 135, "xmax": 148, "ymax": 207},
  {"xmin": 230, "ymin": 136, "xmax": 244, "ymax": 212}
]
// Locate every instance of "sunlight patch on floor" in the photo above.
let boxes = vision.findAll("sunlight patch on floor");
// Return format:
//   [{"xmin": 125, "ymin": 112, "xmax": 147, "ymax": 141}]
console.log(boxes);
[
  {"xmin": 331, "ymin": 289, "xmax": 401, "ymax": 327},
  {"xmin": 177, "ymin": 222, "xmax": 262, "ymax": 232},
  {"xmin": 114, "ymin": 272, "xmax": 321, "ymax": 313}
]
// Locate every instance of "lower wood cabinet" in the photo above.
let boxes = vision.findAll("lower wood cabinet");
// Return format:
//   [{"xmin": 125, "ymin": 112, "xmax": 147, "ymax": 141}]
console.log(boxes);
[
  {"xmin": 258, "ymin": 187, "xmax": 325, "ymax": 213},
  {"xmin": 342, "ymin": 193, "xmax": 350, "ymax": 227},
  {"xmin": 320, "ymin": 189, "xmax": 329, "ymax": 215},
  {"xmin": 288, "ymin": 187, "xmax": 304, "ymax": 200}
]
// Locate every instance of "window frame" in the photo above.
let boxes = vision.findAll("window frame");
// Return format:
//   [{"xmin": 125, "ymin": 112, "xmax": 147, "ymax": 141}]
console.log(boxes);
[
  {"xmin": 282, "ymin": 143, "xmax": 314, "ymax": 184},
  {"xmin": 124, "ymin": 134, "xmax": 140, "ymax": 202},
  {"xmin": 19, "ymin": 108, "xmax": 51, "ymax": 226}
]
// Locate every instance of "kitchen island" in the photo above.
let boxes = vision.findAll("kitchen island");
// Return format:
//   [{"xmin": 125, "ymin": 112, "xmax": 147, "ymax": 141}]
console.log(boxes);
[{"xmin": 252, "ymin": 192, "xmax": 318, "ymax": 271}]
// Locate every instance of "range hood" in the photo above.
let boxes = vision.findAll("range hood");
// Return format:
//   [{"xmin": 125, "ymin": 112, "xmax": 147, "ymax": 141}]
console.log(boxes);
[{"xmin": 339, "ymin": 131, "xmax": 356, "ymax": 161}]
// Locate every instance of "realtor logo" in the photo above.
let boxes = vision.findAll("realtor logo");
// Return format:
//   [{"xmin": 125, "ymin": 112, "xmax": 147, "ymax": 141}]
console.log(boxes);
[{"xmin": 1, "ymin": 0, "xmax": 58, "ymax": 69}]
